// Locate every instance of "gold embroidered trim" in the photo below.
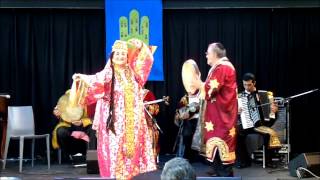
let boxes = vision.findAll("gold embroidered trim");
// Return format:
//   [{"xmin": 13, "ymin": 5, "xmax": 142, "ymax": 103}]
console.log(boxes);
[
  {"xmin": 254, "ymin": 126, "xmax": 281, "ymax": 148},
  {"xmin": 208, "ymin": 79, "xmax": 220, "ymax": 95},
  {"xmin": 52, "ymin": 121, "xmax": 71, "ymax": 149},
  {"xmin": 205, "ymin": 121, "xmax": 214, "ymax": 132},
  {"xmin": 114, "ymin": 65, "xmax": 135, "ymax": 158},
  {"xmin": 206, "ymin": 137, "xmax": 235, "ymax": 162},
  {"xmin": 229, "ymin": 127, "xmax": 236, "ymax": 138}
]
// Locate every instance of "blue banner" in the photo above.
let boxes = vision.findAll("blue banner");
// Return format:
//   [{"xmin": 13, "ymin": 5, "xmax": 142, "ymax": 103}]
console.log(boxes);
[{"xmin": 105, "ymin": 0, "xmax": 163, "ymax": 81}]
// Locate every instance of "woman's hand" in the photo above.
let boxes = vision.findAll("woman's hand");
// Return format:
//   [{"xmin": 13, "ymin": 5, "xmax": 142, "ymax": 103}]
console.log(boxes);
[
  {"xmin": 72, "ymin": 73, "xmax": 89, "ymax": 84},
  {"xmin": 72, "ymin": 73, "xmax": 83, "ymax": 81},
  {"xmin": 53, "ymin": 106, "xmax": 61, "ymax": 118},
  {"xmin": 128, "ymin": 38, "xmax": 143, "ymax": 49}
]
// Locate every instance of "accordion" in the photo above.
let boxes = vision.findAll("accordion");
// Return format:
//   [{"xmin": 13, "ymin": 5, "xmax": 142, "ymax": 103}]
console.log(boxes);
[{"xmin": 238, "ymin": 90, "xmax": 275, "ymax": 129}]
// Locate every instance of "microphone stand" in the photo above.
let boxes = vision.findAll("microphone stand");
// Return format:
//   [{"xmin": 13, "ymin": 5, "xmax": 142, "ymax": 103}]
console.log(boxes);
[
  {"xmin": 257, "ymin": 89, "xmax": 318, "ymax": 108},
  {"xmin": 267, "ymin": 89, "xmax": 319, "ymax": 173},
  {"xmin": 172, "ymin": 119, "xmax": 185, "ymax": 157}
]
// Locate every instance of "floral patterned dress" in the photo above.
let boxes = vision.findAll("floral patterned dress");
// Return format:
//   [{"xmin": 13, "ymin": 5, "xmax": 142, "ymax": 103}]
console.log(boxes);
[{"xmin": 81, "ymin": 44, "xmax": 156, "ymax": 179}]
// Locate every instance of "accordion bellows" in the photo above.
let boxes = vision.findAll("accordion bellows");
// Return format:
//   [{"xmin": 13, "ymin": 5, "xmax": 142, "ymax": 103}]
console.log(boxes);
[{"xmin": 238, "ymin": 90, "xmax": 274, "ymax": 129}]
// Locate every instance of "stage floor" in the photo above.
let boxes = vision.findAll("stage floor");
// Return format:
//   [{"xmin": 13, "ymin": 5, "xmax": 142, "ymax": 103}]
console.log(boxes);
[{"xmin": 0, "ymin": 155, "xmax": 317, "ymax": 180}]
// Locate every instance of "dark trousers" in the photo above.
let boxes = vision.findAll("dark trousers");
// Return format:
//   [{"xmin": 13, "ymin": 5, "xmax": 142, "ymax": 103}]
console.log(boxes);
[
  {"xmin": 57, "ymin": 124, "xmax": 96, "ymax": 156},
  {"xmin": 182, "ymin": 118, "xmax": 198, "ymax": 162},
  {"xmin": 236, "ymin": 125, "xmax": 274, "ymax": 165},
  {"xmin": 176, "ymin": 118, "xmax": 198, "ymax": 162},
  {"xmin": 182, "ymin": 134, "xmax": 198, "ymax": 162},
  {"xmin": 212, "ymin": 151, "xmax": 234, "ymax": 177}
]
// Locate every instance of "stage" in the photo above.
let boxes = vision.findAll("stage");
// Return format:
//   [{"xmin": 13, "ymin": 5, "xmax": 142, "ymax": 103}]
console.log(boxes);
[{"xmin": 1, "ymin": 155, "xmax": 317, "ymax": 180}]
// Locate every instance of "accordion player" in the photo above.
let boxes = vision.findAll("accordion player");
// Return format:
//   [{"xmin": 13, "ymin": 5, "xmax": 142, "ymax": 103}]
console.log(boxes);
[{"xmin": 238, "ymin": 90, "xmax": 276, "ymax": 129}]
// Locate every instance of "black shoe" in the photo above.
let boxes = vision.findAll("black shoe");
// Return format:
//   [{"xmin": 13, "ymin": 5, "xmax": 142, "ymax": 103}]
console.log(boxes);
[
  {"xmin": 71, "ymin": 153, "xmax": 86, "ymax": 165},
  {"xmin": 156, "ymin": 164, "xmax": 163, "ymax": 170},
  {"xmin": 235, "ymin": 162, "xmax": 251, "ymax": 169},
  {"xmin": 227, "ymin": 171, "xmax": 234, "ymax": 177},
  {"xmin": 215, "ymin": 170, "xmax": 234, "ymax": 177},
  {"xmin": 266, "ymin": 162, "xmax": 277, "ymax": 168},
  {"xmin": 206, "ymin": 169, "xmax": 217, "ymax": 177}
]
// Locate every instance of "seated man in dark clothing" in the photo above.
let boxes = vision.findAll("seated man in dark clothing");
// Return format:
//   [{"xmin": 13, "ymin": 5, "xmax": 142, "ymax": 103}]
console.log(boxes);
[
  {"xmin": 236, "ymin": 73, "xmax": 281, "ymax": 168},
  {"xmin": 52, "ymin": 90, "xmax": 96, "ymax": 162}
]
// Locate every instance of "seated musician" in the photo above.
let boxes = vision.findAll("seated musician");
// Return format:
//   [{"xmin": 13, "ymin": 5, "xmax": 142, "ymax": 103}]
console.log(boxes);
[
  {"xmin": 142, "ymin": 88, "xmax": 160, "ymax": 164},
  {"xmin": 236, "ymin": 73, "xmax": 281, "ymax": 168},
  {"xmin": 52, "ymin": 90, "xmax": 96, "ymax": 162}
]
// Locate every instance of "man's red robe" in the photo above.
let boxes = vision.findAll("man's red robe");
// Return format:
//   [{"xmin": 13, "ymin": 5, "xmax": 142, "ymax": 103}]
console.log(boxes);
[{"xmin": 203, "ymin": 58, "xmax": 238, "ymax": 164}]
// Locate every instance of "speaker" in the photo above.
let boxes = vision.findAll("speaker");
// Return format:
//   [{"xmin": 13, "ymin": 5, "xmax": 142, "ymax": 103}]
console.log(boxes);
[
  {"xmin": 86, "ymin": 150, "xmax": 99, "ymax": 174},
  {"xmin": 289, "ymin": 152, "xmax": 320, "ymax": 177}
]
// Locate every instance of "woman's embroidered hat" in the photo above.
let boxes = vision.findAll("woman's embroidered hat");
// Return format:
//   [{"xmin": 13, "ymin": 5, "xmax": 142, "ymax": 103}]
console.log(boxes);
[{"xmin": 112, "ymin": 40, "xmax": 128, "ymax": 52}]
